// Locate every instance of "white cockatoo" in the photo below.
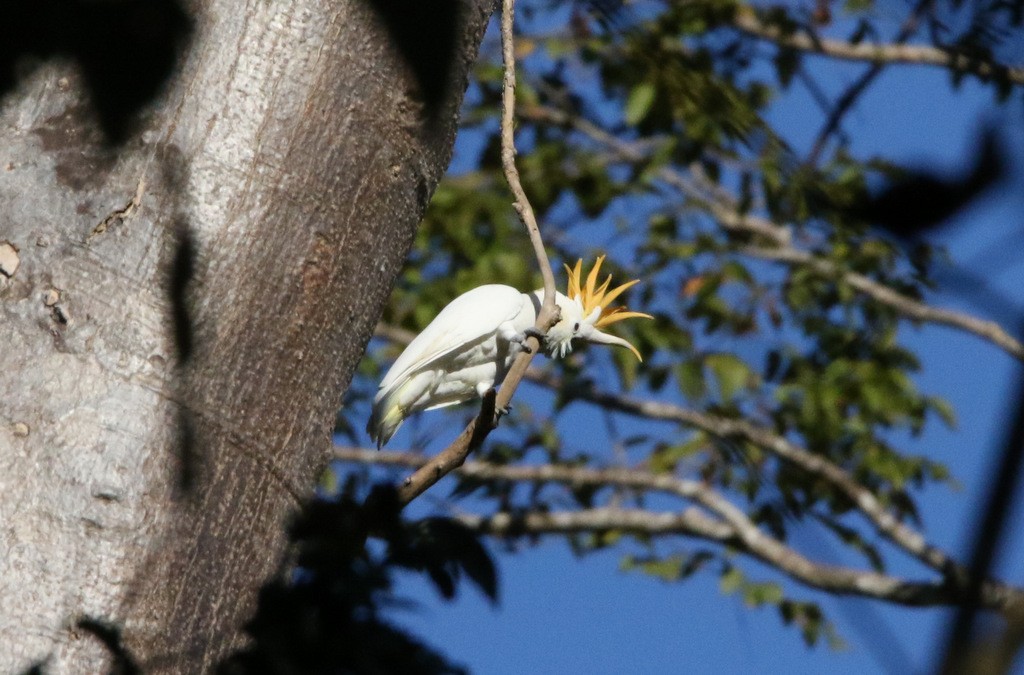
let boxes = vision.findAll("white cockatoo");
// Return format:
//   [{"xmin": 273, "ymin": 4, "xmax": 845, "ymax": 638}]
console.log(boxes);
[{"xmin": 368, "ymin": 256, "xmax": 652, "ymax": 448}]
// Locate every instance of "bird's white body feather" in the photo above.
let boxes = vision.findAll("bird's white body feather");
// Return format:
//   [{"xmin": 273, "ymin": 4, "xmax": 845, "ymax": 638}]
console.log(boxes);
[
  {"xmin": 368, "ymin": 258, "xmax": 650, "ymax": 448},
  {"xmin": 369, "ymin": 285, "xmax": 546, "ymax": 447}
]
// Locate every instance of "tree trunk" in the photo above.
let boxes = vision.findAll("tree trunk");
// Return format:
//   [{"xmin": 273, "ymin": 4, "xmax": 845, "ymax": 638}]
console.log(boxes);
[{"xmin": 0, "ymin": 1, "xmax": 491, "ymax": 671}]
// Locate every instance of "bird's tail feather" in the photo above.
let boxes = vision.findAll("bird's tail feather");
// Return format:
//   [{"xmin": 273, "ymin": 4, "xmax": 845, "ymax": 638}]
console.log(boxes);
[{"xmin": 367, "ymin": 387, "xmax": 405, "ymax": 449}]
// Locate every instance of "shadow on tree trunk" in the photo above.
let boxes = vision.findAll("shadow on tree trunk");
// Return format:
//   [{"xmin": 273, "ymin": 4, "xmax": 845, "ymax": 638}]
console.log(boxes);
[
  {"xmin": 0, "ymin": 0, "xmax": 193, "ymax": 144},
  {"xmin": 23, "ymin": 485, "xmax": 497, "ymax": 674}
]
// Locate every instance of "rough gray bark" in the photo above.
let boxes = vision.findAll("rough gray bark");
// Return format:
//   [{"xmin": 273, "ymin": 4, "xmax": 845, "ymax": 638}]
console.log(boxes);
[{"xmin": 0, "ymin": 1, "xmax": 491, "ymax": 671}]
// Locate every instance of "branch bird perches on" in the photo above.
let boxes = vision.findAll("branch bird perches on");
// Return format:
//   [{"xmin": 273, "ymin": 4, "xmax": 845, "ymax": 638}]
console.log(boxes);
[{"xmin": 395, "ymin": 0, "xmax": 559, "ymax": 506}]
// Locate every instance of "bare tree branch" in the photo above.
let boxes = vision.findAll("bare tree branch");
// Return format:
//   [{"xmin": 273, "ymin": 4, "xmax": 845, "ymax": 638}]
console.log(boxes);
[
  {"xmin": 396, "ymin": 390, "xmax": 497, "ymax": 504},
  {"xmin": 523, "ymin": 369, "xmax": 961, "ymax": 574},
  {"xmin": 342, "ymin": 445, "xmax": 747, "ymax": 517},
  {"xmin": 458, "ymin": 508, "xmax": 1022, "ymax": 610},
  {"xmin": 728, "ymin": 6, "xmax": 1024, "ymax": 86},
  {"xmin": 463, "ymin": 506, "xmax": 732, "ymax": 537},
  {"xmin": 396, "ymin": 0, "xmax": 559, "ymax": 506},
  {"xmin": 741, "ymin": 245, "xmax": 1024, "ymax": 360},
  {"xmin": 500, "ymin": 0, "xmax": 557, "ymax": 310},
  {"xmin": 335, "ymin": 447, "xmax": 1024, "ymax": 611},
  {"xmin": 519, "ymin": 103, "xmax": 1024, "ymax": 363},
  {"xmin": 342, "ymin": 445, "xmax": 947, "ymax": 585}
]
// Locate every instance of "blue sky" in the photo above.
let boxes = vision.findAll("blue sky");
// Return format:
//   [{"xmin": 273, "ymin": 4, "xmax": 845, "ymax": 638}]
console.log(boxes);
[{"xmin": 348, "ymin": 16, "xmax": 1024, "ymax": 675}]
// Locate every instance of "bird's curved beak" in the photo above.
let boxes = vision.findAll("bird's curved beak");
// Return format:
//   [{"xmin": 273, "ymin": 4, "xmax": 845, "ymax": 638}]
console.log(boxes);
[{"xmin": 587, "ymin": 329, "xmax": 643, "ymax": 362}]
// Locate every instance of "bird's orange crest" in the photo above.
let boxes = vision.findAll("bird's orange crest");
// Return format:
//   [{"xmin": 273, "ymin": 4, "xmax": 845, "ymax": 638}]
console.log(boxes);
[{"xmin": 564, "ymin": 256, "xmax": 653, "ymax": 349}]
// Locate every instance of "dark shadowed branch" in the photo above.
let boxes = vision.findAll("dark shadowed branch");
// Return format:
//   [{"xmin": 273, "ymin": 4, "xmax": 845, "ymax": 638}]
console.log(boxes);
[{"xmin": 939, "ymin": 331, "xmax": 1024, "ymax": 671}]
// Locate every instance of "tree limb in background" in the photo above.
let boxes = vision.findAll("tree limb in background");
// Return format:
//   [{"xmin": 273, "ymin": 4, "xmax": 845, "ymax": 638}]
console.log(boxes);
[
  {"xmin": 335, "ymin": 447, "xmax": 1024, "ymax": 611},
  {"xmin": 740, "ymin": 246, "xmax": 1024, "ymax": 361},
  {"xmin": 462, "ymin": 509, "xmax": 1019, "ymax": 608},
  {"xmin": 525, "ymin": 370, "xmax": 961, "ymax": 572},
  {"xmin": 520, "ymin": 104, "xmax": 1024, "ymax": 362},
  {"xmin": 396, "ymin": 0, "xmax": 559, "ymax": 506},
  {"xmin": 728, "ymin": 4, "xmax": 1024, "ymax": 87}
]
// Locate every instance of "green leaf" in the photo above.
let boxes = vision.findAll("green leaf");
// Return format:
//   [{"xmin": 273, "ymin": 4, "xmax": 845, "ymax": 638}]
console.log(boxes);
[
  {"xmin": 318, "ymin": 467, "xmax": 338, "ymax": 494},
  {"xmin": 676, "ymin": 359, "xmax": 706, "ymax": 399},
  {"xmin": 650, "ymin": 434, "xmax": 708, "ymax": 473},
  {"xmin": 743, "ymin": 581, "xmax": 784, "ymax": 607},
  {"xmin": 592, "ymin": 529, "xmax": 623, "ymax": 548},
  {"xmin": 612, "ymin": 345, "xmax": 640, "ymax": 390},
  {"xmin": 719, "ymin": 566, "xmax": 743, "ymax": 594},
  {"xmin": 927, "ymin": 395, "xmax": 957, "ymax": 428},
  {"xmin": 640, "ymin": 556, "xmax": 684, "ymax": 581},
  {"xmin": 706, "ymin": 353, "xmax": 753, "ymax": 402},
  {"xmin": 625, "ymin": 82, "xmax": 657, "ymax": 126},
  {"xmin": 620, "ymin": 552, "xmax": 715, "ymax": 582}
]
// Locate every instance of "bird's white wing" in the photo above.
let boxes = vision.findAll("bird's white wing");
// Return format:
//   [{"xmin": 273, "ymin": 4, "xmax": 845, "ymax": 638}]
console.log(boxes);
[{"xmin": 378, "ymin": 284, "xmax": 527, "ymax": 393}]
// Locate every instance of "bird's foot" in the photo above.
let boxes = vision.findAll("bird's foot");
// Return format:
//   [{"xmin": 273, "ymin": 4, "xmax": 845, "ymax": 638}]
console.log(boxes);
[
  {"xmin": 511, "ymin": 328, "xmax": 545, "ymax": 354},
  {"xmin": 496, "ymin": 402, "xmax": 513, "ymax": 420}
]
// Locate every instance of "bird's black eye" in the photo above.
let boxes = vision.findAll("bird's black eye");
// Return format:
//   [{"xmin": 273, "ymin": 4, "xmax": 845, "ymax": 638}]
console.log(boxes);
[{"xmin": 573, "ymin": 322, "xmax": 580, "ymax": 332}]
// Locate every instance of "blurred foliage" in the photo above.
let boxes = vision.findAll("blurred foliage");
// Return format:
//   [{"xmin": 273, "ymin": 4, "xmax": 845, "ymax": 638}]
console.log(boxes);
[
  {"xmin": 343, "ymin": 0, "xmax": 1023, "ymax": 652},
  {"xmin": 219, "ymin": 485, "xmax": 496, "ymax": 675}
]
